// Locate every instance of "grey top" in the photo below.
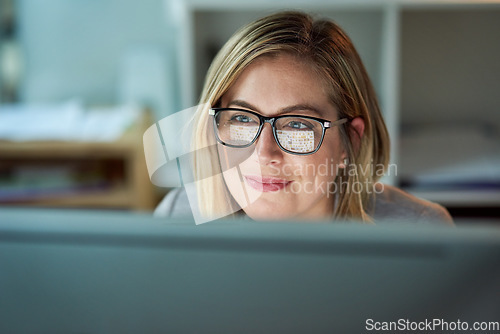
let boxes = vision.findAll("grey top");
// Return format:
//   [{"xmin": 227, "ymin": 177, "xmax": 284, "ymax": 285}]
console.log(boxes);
[{"xmin": 154, "ymin": 184, "xmax": 454, "ymax": 225}]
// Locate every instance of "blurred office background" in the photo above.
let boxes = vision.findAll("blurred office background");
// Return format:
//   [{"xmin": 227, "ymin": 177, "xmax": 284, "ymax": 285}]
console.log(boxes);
[{"xmin": 0, "ymin": 0, "xmax": 499, "ymax": 220}]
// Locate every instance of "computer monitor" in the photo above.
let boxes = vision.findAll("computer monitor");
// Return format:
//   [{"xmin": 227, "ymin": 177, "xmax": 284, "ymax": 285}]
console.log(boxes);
[{"xmin": 1, "ymin": 208, "xmax": 499, "ymax": 333}]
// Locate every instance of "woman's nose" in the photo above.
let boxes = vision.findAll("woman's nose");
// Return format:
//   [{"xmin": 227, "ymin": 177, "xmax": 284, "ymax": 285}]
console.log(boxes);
[{"xmin": 254, "ymin": 123, "xmax": 283, "ymax": 164}]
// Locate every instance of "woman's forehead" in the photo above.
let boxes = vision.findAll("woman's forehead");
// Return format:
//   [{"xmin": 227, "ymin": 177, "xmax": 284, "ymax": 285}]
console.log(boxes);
[{"xmin": 220, "ymin": 54, "xmax": 336, "ymax": 118}]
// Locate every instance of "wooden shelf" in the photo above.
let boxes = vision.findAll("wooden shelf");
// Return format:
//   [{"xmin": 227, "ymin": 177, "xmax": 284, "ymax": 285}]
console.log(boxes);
[
  {"xmin": 1, "ymin": 187, "xmax": 131, "ymax": 208},
  {"xmin": 0, "ymin": 111, "xmax": 156, "ymax": 211}
]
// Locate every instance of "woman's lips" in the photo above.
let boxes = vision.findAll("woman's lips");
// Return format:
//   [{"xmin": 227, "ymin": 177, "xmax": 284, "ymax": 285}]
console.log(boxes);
[{"xmin": 244, "ymin": 176, "xmax": 292, "ymax": 192}]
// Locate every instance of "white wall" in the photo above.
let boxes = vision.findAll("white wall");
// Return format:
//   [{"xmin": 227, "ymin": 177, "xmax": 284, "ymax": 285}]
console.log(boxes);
[
  {"xmin": 401, "ymin": 9, "xmax": 500, "ymax": 126},
  {"xmin": 17, "ymin": 0, "xmax": 179, "ymax": 112}
]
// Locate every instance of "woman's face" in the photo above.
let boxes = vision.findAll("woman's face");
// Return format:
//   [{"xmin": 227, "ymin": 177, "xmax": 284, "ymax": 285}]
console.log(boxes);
[{"xmin": 219, "ymin": 53, "xmax": 346, "ymax": 220}]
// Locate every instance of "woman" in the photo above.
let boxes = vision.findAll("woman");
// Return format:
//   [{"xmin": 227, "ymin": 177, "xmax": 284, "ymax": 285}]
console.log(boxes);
[{"xmin": 156, "ymin": 11, "xmax": 452, "ymax": 225}]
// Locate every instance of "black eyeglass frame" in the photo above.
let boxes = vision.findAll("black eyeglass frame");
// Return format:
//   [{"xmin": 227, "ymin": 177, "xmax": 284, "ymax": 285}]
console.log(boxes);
[{"xmin": 209, "ymin": 107, "xmax": 348, "ymax": 156}]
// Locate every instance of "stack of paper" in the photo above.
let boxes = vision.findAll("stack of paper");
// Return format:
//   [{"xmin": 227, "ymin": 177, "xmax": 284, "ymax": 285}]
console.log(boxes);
[
  {"xmin": 399, "ymin": 123, "xmax": 500, "ymax": 189},
  {"xmin": 0, "ymin": 100, "xmax": 141, "ymax": 142}
]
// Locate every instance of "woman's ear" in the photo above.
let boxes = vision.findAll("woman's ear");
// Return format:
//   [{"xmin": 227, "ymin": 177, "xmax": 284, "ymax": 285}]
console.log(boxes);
[
  {"xmin": 349, "ymin": 117, "xmax": 365, "ymax": 153},
  {"xmin": 338, "ymin": 117, "xmax": 365, "ymax": 169}
]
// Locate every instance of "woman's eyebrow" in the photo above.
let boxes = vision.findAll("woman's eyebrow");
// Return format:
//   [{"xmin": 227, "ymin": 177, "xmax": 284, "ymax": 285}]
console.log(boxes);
[
  {"xmin": 280, "ymin": 104, "xmax": 324, "ymax": 116},
  {"xmin": 227, "ymin": 100, "xmax": 261, "ymax": 112},
  {"xmin": 228, "ymin": 100, "xmax": 324, "ymax": 116}
]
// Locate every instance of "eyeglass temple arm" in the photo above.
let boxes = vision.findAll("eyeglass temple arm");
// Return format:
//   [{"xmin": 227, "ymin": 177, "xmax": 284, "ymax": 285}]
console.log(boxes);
[{"xmin": 325, "ymin": 118, "xmax": 348, "ymax": 129}]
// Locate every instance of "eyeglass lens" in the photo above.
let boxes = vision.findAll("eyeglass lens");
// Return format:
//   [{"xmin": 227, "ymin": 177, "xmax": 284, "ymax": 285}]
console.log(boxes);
[{"xmin": 215, "ymin": 109, "xmax": 324, "ymax": 154}]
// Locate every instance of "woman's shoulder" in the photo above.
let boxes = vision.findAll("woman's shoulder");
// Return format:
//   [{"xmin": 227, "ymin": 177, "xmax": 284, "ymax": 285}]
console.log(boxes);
[
  {"xmin": 370, "ymin": 183, "xmax": 453, "ymax": 225},
  {"xmin": 154, "ymin": 187, "xmax": 193, "ymax": 218},
  {"xmin": 156, "ymin": 185, "xmax": 454, "ymax": 225}
]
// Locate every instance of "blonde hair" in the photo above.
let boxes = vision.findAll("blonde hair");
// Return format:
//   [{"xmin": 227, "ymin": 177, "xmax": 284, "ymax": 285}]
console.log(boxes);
[{"xmin": 192, "ymin": 11, "xmax": 390, "ymax": 222}]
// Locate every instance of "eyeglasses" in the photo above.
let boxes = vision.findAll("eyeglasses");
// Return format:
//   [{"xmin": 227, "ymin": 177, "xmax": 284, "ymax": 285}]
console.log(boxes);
[{"xmin": 209, "ymin": 108, "xmax": 348, "ymax": 155}]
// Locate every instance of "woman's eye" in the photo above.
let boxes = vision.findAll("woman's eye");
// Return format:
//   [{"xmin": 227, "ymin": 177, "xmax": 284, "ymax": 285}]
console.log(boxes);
[
  {"xmin": 232, "ymin": 115, "xmax": 254, "ymax": 123},
  {"xmin": 287, "ymin": 120, "xmax": 311, "ymax": 130}
]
